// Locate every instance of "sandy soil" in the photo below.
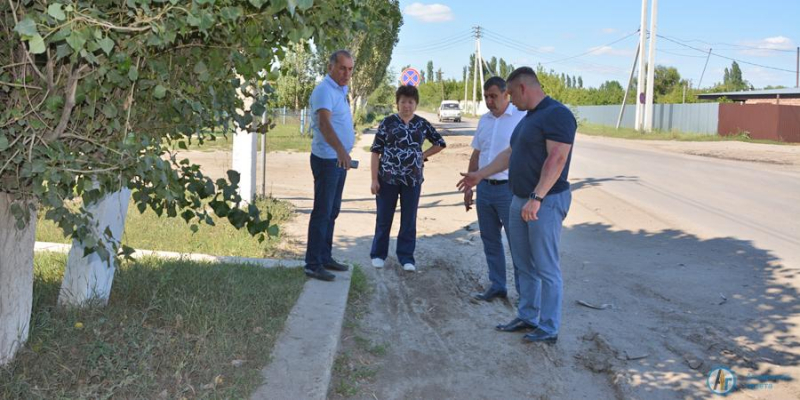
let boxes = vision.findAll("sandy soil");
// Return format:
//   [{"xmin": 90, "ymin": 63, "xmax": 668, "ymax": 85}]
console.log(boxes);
[{"xmin": 180, "ymin": 117, "xmax": 800, "ymax": 400}]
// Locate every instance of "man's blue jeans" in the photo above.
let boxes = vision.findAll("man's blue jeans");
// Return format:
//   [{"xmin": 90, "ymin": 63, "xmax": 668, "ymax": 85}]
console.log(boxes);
[
  {"xmin": 476, "ymin": 180, "xmax": 519, "ymax": 295},
  {"xmin": 305, "ymin": 154, "xmax": 347, "ymax": 268},
  {"xmin": 508, "ymin": 190, "xmax": 571, "ymax": 335},
  {"xmin": 370, "ymin": 178, "xmax": 422, "ymax": 266}
]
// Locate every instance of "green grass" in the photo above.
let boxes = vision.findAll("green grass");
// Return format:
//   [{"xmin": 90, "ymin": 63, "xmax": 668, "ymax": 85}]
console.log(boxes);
[
  {"xmin": 36, "ymin": 196, "xmax": 295, "ymax": 258},
  {"xmin": 0, "ymin": 252, "xmax": 306, "ymax": 399},
  {"xmin": 172, "ymin": 124, "xmax": 313, "ymax": 153},
  {"xmin": 348, "ymin": 265, "xmax": 370, "ymax": 304},
  {"xmin": 578, "ymin": 122, "xmax": 792, "ymax": 145},
  {"xmin": 330, "ymin": 266, "xmax": 385, "ymax": 398}
]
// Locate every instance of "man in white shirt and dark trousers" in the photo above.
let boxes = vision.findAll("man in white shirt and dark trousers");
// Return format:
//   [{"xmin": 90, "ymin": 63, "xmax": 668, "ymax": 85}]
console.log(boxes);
[{"xmin": 464, "ymin": 76, "xmax": 526, "ymax": 301}]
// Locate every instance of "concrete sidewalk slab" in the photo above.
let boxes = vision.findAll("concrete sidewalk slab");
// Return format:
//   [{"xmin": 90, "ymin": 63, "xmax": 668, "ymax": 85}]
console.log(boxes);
[
  {"xmin": 34, "ymin": 241, "xmax": 304, "ymax": 268},
  {"xmin": 251, "ymin": 268, "xmax": 352, "ymax": 400}
]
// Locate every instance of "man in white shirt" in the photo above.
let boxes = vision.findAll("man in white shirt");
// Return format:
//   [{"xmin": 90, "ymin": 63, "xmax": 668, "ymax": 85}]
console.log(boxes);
[{"xmin": 464, "ymin": 76, "xmax": 526, "ymax": 301}]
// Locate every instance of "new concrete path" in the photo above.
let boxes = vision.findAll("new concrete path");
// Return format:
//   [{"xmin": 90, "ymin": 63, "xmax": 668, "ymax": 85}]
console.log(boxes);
[
  {"xmin": 251, "ymin": 268, "xmax": 352, "ymax": 400},
  {"xmin": 34, "ymin": 241, "xmax": 305, "ymax": 268}
]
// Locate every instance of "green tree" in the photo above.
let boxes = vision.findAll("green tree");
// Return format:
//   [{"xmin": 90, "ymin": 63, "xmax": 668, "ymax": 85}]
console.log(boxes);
[
  {"xmin": 593, "ymin": 80, "xmax": 624, "ymax": 105},
  {"xmin": 722, "ymin": 61, "xmax": 750, "ymax": 91},
  {"xmin": 0, "ymin": 0, "xmax": 366, "ymax": 364},
  {"xmin": 368, "ymin": 68, "xmax": 396, "ymax": 104},
  {"xmin": 337, "ymin": 0, "xmax": 402, "ymax": 113},
  {"xmin": 467, "ymin": 54, "xmax": 475, "ymax": 82},
  {"xmin": 498, "ymin": 58, "xmax": 509, "ymax": 78},
  {"xmin": 427, "ymin": 60, "xmax": 434, "ymax": 83},
  {"xmin": 417, "ymin": 79, "xmax": 468, "ymax": 109},
  {"xmin": 654, "ymin": 65, "xmax": 682, "ymax": 97},
  {"xmin": 274, "ymin": 42, "xmax": 316, "ymax": 109},
  {"xmin": 578, "ymin": 76, "xmax": 583, "ymax": 88},
  {"xmin": 489, "ymin": 56, "xmax": 498, "ymax": 76}
]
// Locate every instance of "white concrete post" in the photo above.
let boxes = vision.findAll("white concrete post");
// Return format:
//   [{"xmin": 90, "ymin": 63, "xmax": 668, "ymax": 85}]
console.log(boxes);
[
  {"xmin": 58, "ymin": 187, "xmax": 132, "ymax": 307},
  {"xmin": 635, "ymin": 0, "xmax": 648, "ymax": 131},
  {"xmin": 232, "ymin": 79, "xmax": 257, "ymax": 204},
  {"xmin": 0, "ymin": 193, "xmax": 36, "ymax": 366},
  {"xmin": 643, "ymin": 0, "xmax": 659, "ymax": 132}
]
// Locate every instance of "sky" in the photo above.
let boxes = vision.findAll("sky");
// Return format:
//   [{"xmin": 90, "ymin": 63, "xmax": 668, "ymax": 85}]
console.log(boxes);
[{"xmin": 389, "ymin": 0, "xmax": 800, "ymax": 91}]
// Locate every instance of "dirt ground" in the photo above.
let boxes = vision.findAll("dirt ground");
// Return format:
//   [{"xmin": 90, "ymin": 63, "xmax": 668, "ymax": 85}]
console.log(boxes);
[{"xmin": 181, "ymin": 120, "xmax": 800, "ymax": 400}]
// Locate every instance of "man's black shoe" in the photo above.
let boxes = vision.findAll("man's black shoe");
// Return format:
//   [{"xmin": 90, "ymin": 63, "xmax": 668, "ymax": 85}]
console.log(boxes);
[
  {"xmin": 304, "ymin": 266, "xmax": 335, "ymax": 281},
  {"xmin": 523, "ymin": 329, "xmax": 558, "ymax": 344},
  {"xmin": 472, "ymin": 288, "xmax": 507, "ymax": 302},
  {"xmin": 323, "ymin": 260, "xmax": 349, "ymax": 272},
  {"xmin": 495, "ymin": 317, "xmax": 537, "ymax": 332}
]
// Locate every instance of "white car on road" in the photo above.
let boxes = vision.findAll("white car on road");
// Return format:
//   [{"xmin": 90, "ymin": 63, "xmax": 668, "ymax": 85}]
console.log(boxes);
[{"xmin": 438, "ymin": 100, "xmax": 462, "ymax": 122}]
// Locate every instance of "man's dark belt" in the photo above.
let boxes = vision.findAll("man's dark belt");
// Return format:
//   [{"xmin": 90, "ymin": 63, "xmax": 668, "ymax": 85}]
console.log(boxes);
[{"xmin": 483, "ymin": 179, "xmax": 508, "ymax": 185}]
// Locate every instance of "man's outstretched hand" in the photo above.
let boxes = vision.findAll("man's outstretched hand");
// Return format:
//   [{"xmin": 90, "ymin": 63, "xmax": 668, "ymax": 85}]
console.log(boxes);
[{"xmin": 457, "ymin": 171, "xmax": 482, "ymax": 193}]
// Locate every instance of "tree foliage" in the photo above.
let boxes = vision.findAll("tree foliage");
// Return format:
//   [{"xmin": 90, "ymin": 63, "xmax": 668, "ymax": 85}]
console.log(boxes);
[
  {"xmin": 720, "ymin": 61, "xmax": 751, "ymax": 91},
  {"xmin": 273, "ymin": 41, "xmax": 316, "ymax": 109},
  {"xmin": 1, "ymin": 0, "xmax": 365, "ymax": 255},
  {"xmin": 426, "ymin": 60, "xmax": 434, "ymax": 83},
  {"xmin": 498, "ymin": 58, "xmax": 509, "ymax": 79},
  {"xmin": 316, "ymin": 0, "xmax": 401, "ymax": 113}
]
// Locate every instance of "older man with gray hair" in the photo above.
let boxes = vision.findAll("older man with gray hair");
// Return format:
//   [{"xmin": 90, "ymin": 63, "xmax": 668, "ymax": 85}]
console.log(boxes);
[{"xmin": 304, "ymin": 50, "xmax": 355, "ymax": 282}]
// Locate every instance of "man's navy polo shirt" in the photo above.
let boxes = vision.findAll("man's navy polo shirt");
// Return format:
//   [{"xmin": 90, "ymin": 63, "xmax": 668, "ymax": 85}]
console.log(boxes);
[{"xmin": 508, "ymin": 96, "xmax": 577, "ymax": 198}]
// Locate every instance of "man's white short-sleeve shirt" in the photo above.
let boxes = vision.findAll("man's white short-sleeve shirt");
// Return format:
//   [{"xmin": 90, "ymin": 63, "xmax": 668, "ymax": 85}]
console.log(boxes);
[{"xmin": 470, "ymin": 104, "xmax": 526, "ymax": 180}]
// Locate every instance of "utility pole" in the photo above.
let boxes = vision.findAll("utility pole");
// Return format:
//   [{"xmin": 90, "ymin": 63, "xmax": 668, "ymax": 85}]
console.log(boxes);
[
  {"xmin": 617, "ymin": 39, "xmax": 640, "ymax": 130},
  {"xmin": 471, "ymin": 26, "xmax": 479, "ymax": 115},
  {"xmin": 437, "ymin": 69, "xmax": 444, "ymax": 102},
  {"xmin": 698, "ymin": 47, "xmax": 712, "ymax": 88},
  {"xmin": 682, "ymin": 82, "xmax": 687, "ymax": 104},
  {"xmin": 634, "ymin": 0, "xmax": 648, "ymax": 131},
  {"xmin": 471, "ymin": 25, "xmax": 485, "ymax": 115},
  {"xmin": 796, "ymin": 46, "xmax": 799, "ymax": 88},
  {"xmin": 643, "ymin": 0, "xmax": 658, "ymax": 132},
  {"xmin": 476, "ymin": 27, "xmax": 485, "ymax": 105},
  {"xmin": 463, "ymin": 66, "xmax": 468, "ymax": 108}
]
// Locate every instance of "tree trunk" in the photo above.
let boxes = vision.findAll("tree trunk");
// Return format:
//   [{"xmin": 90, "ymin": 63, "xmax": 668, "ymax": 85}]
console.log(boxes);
[
  {"xmin": 58, "ymin": 188, "xmax": 131, "ymax": 307},
  {"xmin": 0, "ymin": 192, "xmax": 36, "ymax": 366}
]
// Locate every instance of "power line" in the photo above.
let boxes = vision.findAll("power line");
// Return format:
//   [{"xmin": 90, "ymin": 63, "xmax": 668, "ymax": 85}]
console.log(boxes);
[
  {"xmin": 540, "ymin": 30, "xmax": 640, "ymax": 65},
  {"xmin": 395, "ymin": 29, "xmax": 473, "ymax": 51},
  {"xmin": 658, "ymin": 49, "xmax": 707, "ymax": 58},
  {"xmin": 480, "ymin": 34, "xmax": 629, "ymax": 74},
  {"xmin": 480, "ymin": 28, "xmax": 636, "ymax": 74},
  {"xmin": 657, "ymin": 34, "xmax": 796, "ymax": 73},
  {"xmin": 393, "ymin": 37, "xmax": 473, "ymax": 55},
  {"xmin": 656, "ymin": 33, "xmax": 796, "ymax": 53},
  {"xmin": 482, "ymin": 28, "xmax": 638, "ymax": 63},
  {"xmin": 481, "ymin": 29, "xmax": 564, "ymax": 57}
]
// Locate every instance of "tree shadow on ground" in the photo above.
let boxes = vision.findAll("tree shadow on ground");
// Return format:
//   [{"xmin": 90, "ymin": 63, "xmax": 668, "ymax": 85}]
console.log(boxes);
[{"xmin": 326, "ymin": 217, "xmax": 798, "ymax": 399}]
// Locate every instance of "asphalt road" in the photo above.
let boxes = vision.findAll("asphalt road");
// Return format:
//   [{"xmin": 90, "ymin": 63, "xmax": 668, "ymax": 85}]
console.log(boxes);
[{"xmin": 420, "ymin": 109, "xmax": 800, "ymax": 271}]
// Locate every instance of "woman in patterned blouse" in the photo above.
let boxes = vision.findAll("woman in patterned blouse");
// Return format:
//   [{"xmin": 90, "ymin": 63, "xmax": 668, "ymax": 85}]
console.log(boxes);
[{"xmin": 369, "ymin": 85, "xmax": 447, "ymax": 272}]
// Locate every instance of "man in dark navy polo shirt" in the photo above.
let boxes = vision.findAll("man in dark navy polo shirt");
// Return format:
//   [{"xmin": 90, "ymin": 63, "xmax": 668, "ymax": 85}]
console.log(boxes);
[{"xmin": 458, "ymin": 67, "xmax": 575, "ymax": 343}]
